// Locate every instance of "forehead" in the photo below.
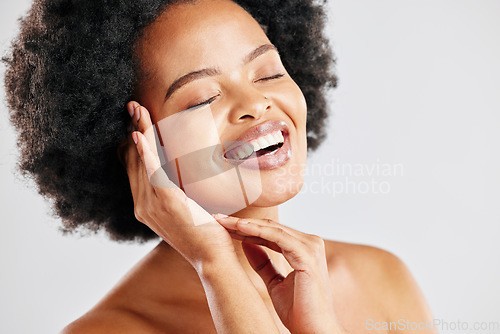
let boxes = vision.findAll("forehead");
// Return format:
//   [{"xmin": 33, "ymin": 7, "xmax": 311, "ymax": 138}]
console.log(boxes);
[{"xmin": 136, "ymin": 0, "xmax": 270, "ymax": 84}]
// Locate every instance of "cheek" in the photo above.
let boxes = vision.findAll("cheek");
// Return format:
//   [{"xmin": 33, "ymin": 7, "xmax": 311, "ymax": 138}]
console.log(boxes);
[
  {"xmin": 274, "ymin": 80, "xmax": 308, "ymax": 127},
  {"xmin": 156, "ymin": 108, "xmax": 220, "ymax": 158},
  {"xmin": 273, "ymin": 81, "xmax": 308, "ymax": 159}
]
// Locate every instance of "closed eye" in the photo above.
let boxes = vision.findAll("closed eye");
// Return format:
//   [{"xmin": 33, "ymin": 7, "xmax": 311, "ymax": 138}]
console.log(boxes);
[
  {"xmin": 184, "ymin": 94, "xmax": 220, "ymax": 111},
  {"xmin": 183, "ymin": 73, "xmax": 284, "ymax": 111},
  {"xmin": 255, "ymin": 73, "xmax": 285, "ymax": 82}
]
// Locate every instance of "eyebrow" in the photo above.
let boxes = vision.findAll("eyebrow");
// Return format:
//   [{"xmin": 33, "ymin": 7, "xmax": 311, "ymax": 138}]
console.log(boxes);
[{"xmin": 164, "ymin": 43, "xmax": 279, "ymax": 102}]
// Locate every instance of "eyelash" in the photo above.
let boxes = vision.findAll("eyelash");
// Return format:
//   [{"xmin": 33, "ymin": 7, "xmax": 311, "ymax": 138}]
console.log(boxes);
[
  {"xmin": 185, "ymin": 73, "xmax": 285, "ymax": 110},
  {"xmin": 255, "ymin": 73, "xmax": 285, "ymax": 82}
]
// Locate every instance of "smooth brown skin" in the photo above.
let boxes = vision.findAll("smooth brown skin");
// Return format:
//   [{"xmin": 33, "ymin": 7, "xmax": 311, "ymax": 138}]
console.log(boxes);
[{"xmin": 62, "ymin": 0, "xmax": 436, "ymax": 333}]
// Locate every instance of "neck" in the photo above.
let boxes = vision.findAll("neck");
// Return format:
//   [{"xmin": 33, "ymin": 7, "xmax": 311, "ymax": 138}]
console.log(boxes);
[{"xmin": 125, "ymin": 205, "xmax": 292, "ymax": 308}]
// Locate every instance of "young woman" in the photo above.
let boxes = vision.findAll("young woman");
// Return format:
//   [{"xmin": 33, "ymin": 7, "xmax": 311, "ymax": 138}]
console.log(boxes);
[{"xmin": 4, "ymin": 0, "xmax": 436, "ymax": 332}]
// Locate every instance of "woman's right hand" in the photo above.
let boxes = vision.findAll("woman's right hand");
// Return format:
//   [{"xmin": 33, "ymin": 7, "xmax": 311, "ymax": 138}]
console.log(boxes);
[{"xmin": 123, "ymin": 101, "xmax": 237, "ymax": 270}]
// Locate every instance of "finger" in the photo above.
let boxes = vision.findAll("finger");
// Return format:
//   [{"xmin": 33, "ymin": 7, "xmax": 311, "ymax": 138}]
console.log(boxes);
[
  {"xmin": 124, "ymin": 131, "xmax": 140, "ymax": 173},
  {"xmin": 217, "ymin": 217, "xmax": 309, "ymax": 270},
  {"xmin": 134, "ymin": 131, "xmax": 162, "ymax": 179},
  {"xmin": 214, "ymin": 215, "xmax": 310, "ymax": 243},
  {"xmin": 241, "ymin": 241, "xmax": 285, "ymax": 291},
  {"xmin": 134, "ymin": 131, "xmax": 179, "ymax": 191},
  {"xmin": 124, "ymin": 133, "xmax": 159, "ymax": 223},
  {"xmin": 227, "ymin": 230, "xmax": 282, "ymax": 253},
  {"xmin": 127, "ymin": 101, "xmax": 141, "ymax": 129},
  {"xmin": 124, "ymin": 133, "xmax": 145, "ymax": 200},
  {"xmin": 130, "ymin": 102, "xmax": 157, "ymax": 153},
  {"xmin": 125, "ymin": 102, "xmax": 148, "ymax": 186},
  {"xmin": 129, "ymin": 102, "xmax": 179, "ymax": 192}
]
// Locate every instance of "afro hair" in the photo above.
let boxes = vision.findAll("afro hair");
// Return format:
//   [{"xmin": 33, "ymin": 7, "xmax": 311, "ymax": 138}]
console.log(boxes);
[{"xmin": 3, "ymin": 0, "xmax": 337, "ymax": 243}]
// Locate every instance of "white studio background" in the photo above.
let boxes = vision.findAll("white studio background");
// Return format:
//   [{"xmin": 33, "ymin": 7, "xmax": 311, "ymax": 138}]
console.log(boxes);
[{"xmin": 1, "ymin": 0, "xmax": 499, "ymax": 333}]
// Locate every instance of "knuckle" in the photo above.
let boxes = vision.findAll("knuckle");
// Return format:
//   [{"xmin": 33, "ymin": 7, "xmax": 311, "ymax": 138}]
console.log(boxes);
[
  {"xmin": 307, "ymin": 234, "xmax": 326, "ymax": 254},
  {"xmin": 236, "ymin": 218, "xmax": 247, "ymax": 227},
  {"xmin": 273, "ymin": 227, "xmax": 286, "ymax": 242},
  {"xmin": 268, "ymin": 273, "xmax": 285, "ymax": 286},
  {"xmin": 265, "ymin": 218, "xmax": 275, "ymax": 225},
  {"xmin": 134, "ymin": 206, "xmax": 144, "ymax": 222},
  {"xmin": 134, "ymin": 203, "xmax": 152, "ymax": 224},
  {"xmin": 277, "ymin": 227, "xmax": 287, "ymax": 236}
]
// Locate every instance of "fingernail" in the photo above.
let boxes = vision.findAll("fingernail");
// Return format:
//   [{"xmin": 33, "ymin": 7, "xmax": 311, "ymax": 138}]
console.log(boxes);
[
  {"xmin": 213, "ymin": 213, "xmax": 228, "ymax": 219},
  {"xmin": 127, "ymin": 104, "xmax": 135, "ymax": 118},
  {"xmin": 135, "ymin": 106, "xmax": 141, "ymax": 122},
  {"xmin": 132, "ymin": 132, "xmax": 138, "ymax": 144},
  {"xmin": 238, "ymin": 220, "xmax": 249, "ymax": 225}
]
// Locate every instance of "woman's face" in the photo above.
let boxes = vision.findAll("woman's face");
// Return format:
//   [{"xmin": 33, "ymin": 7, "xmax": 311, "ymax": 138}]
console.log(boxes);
[{"xmin": 134, "ymin": 0, "xmax": 307, "ymax": 214}]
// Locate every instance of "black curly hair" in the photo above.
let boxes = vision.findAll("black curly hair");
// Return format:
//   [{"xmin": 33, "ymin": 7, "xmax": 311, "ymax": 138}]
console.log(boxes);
[{"xmin": 3, "ymin": 0, "xmax": 337, "ymax": 243}]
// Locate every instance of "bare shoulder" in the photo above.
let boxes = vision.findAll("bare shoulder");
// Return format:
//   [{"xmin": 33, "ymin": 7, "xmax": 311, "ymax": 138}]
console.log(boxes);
[
  {"xmin": 323, "ymin": 239, "xmax": 436, "ymax": 333},
  {"xmin": 59, "ymin": 308, "xmax": 162, "ymax": 334},
  {"xmin": 324, "ymin": 239, "xmax": 412, "ymax": 282}
]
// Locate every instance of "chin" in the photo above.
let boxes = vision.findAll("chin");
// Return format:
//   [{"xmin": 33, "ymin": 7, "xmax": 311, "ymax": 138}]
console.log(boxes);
[
  {"xmin": 251, "ymin": 138, "xmax": 308, "ymax": 206},
  {"xmin": 251, "ymin": 169, "xmax": 305, "ymax": 206}
]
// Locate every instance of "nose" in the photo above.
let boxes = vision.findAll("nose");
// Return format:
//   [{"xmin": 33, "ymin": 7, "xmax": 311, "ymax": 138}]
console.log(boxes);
[{"xmin": 227, "ymin": 86, "xmax": 272, "ymax": 123}]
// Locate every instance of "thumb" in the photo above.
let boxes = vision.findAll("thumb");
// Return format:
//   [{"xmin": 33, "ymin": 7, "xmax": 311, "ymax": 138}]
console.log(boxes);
[{"xmin": 241, "ymin": 241, "xmax": 285, "ymax": 291}]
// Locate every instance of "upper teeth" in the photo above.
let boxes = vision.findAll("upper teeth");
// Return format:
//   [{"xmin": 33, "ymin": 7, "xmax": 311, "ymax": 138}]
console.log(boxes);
[{"xmin": 226, "ymin": 130, "xmax": 284, "ymax": 160}]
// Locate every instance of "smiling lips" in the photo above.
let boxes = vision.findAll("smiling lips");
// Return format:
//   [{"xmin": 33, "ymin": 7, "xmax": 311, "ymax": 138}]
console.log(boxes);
[
  {"xmin": 223, "ymin": 120, "xmax": 289, "ymax": 160},
  {"xmin": 222, "ymin": 120, "xmax": 292, "ymax": 170},
  {"xmin": 225, "ymin": 130, "xmax": 284, "ymax": 160}
]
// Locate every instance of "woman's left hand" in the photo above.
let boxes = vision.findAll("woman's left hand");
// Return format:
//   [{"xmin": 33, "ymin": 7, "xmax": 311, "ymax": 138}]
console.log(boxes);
[{"xmin": 213, "ymin": 215, "xmax": 346, "ymax": 334}]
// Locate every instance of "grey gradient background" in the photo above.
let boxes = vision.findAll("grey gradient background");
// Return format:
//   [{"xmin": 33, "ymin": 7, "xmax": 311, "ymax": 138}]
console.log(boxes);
[{"xmin": 1, "ymin": 1, "xmax": 499, "ymax": 333}]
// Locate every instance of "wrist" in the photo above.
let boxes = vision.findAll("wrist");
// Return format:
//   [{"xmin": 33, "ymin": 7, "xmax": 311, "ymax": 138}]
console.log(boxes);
[{"xmin": 191, "ymin": 251, "xmax": 242, "ymax": 278}]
